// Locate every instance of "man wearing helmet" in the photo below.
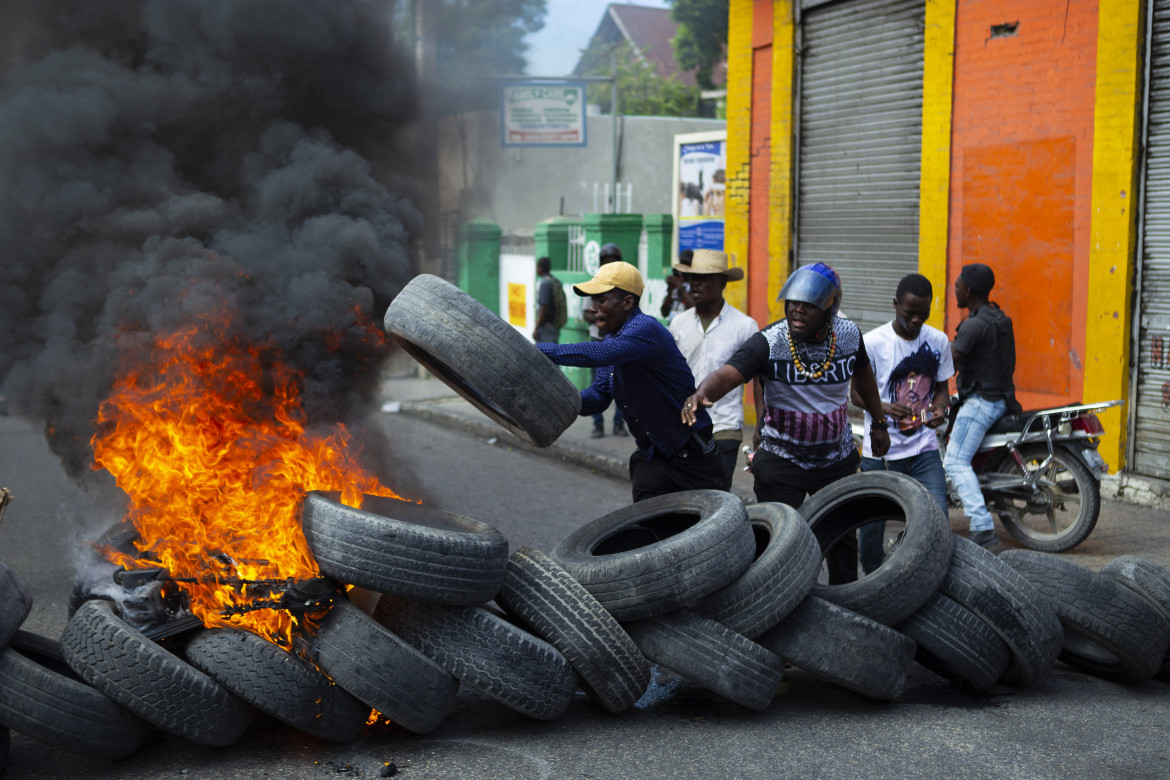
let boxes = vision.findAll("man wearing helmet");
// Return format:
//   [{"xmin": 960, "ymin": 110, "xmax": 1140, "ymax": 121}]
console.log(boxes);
[{"xmin": 682, "ymin": 262, "xmax": 890, "ymax": 584}]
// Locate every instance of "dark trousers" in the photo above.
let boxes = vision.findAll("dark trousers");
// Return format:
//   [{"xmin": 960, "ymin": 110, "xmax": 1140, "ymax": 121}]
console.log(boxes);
[
  {"xmin": 751, "ymin": 447, "xmax": 862, "ymax": 585},
  {"xmin": 629, "ymin": 445, "xmax": 727, "ymax": 503},
  {"xmin": 715, "ymin": 438, "xmax": 741, "ymax": 492}
]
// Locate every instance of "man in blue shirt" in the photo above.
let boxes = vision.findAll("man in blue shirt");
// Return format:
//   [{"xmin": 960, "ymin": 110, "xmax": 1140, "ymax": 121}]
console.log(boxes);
[{"xmin": 537, "ymin": 261, "xmax": 726, "ymax": 501}]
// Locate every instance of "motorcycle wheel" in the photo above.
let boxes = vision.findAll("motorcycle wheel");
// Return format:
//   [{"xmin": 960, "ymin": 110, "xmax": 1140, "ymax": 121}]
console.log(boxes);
[{"xmin": 989, "ymin": 446, "xmax": 1100, "ymax": 552}]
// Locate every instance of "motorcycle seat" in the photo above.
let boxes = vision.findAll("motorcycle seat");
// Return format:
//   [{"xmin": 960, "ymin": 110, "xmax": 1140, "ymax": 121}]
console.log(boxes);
[{"xmin": 987, "ymin": 404, "xmax": 1083, "ymax": 435}]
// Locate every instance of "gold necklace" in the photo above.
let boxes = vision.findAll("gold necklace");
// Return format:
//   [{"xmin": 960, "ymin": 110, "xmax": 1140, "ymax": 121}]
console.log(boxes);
[{"xmin": 787, "ymin": 324, "xmax": 837, "ymax": 380}]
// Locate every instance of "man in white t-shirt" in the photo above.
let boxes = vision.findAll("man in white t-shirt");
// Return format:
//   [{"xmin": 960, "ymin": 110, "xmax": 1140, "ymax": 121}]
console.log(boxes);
[
  {"xmin": 669, "ymin": 249, "xmax": 759, "ymax": 490},
  {"xmin": 851, "ymin": 273, "xmax": 954, "ymax": 574}
]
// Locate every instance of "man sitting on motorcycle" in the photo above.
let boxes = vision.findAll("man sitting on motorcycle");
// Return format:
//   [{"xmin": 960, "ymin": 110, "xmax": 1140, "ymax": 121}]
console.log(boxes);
[{"xmin": 945, "ymin": 263, "xmax": 1021, "ymax": 549}]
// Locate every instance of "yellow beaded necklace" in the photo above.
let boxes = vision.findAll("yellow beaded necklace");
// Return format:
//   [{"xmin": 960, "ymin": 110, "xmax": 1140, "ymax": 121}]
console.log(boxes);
[{"xmin": 787, "ymin": 323, "xmax": 837, "ymax": 380}]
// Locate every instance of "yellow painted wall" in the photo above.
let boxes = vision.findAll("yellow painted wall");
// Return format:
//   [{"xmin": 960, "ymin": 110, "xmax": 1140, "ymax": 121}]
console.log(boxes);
[
  {"xmin": 723, "ymin": 0, "xmax": 755, "ymax": 315},
  {"xmin": 767, "ymin": 1, "xmax": 796, "ymax": 326},
  {"xmin": 918, "ymin": 0, "xmax": 956, "ymax": 327}
]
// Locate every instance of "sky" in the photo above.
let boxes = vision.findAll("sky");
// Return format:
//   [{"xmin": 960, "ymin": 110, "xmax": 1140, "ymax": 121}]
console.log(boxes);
[{"xmin": 524, "ymin": 0, "xmax": 672, "ymax": 77}]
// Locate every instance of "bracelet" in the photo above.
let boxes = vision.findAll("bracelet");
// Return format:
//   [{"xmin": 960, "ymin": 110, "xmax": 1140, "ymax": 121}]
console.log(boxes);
[{"xmin": 870, "ymin": 417, "xmax": 889, "ymax": 430}]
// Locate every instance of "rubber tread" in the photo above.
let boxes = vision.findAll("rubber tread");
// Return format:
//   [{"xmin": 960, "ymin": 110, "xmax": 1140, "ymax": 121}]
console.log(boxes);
[
  {"xmin": 496, "ymin": 547, "xmax": 649, "ymax": 713},
  {"xmin": 937, "ymin": 537, "xmax": 1063, "ymax": 687},
  {"xmin": 550, "ymin": 491, "xmax": 754, "ymax": 621},
  {"xmin": 622, "ymin": 609, "xmax": 785, "ymax": 711},
  {"xmin": 0, "ymin": 561, "xmax": 32, "ymax": 649},
  {"xmin": 59, "ymin": 600, "xmax": 253, "ymax": 746},
  {"xmin": 384, "ymin": 274, "xmax": 580, "ymax": 447},
  {"xmin": 374, "ymin": 595, "xmax": 576, "ymax": 721},
  {"xmin": 0, "ymin": 631, "xmax": 150, "ymax": 759},
  {"xmin": 896, "ymin": 592, "xmax": 1011, "ymax": 691},
  {"xmin": 185, "ymin": 628, "xmax": 370, "ymax": 742},
  {"xmin": 999, "ymin": 549, "xmax": 1170, "ymax": 682},
  {"xmin": 313, "ymin": 599, "xmax": 458, "ymax": 734},
  {"xmin": 803, "ymin": 471, "xmax": 954, "ymax": 626},
  {"xmin": 693, "ymin": 502, "xmax": 821, "ymax": 637},
  {"xmin": 757, "ymin": 596, "xmax": 916, "ymax": 701},
  {"xmin": 301, "ymin": 491, "xmax": 508, "ymax": 604},
  {"xmin": 1100, "ymin": 556, "xmax": 1170, "ymax": 680}
]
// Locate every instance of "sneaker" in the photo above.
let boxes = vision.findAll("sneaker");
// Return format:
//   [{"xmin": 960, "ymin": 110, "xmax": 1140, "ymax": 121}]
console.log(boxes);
[
  {"xmin": 591, "ymin": 427, "xmax": 605, "ymax": 439},
  {"xmin": 613, "ymin": 423, "xmax": 628, "ymax": 437},
  {"xmin": 969, "ymin": 529, "xmax": 999, "ymax": 549}
]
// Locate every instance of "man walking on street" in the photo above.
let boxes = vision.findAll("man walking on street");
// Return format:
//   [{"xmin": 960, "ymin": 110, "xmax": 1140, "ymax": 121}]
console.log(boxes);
[
  {"xmin": 532, "ymin": 257, "xmax": 561, "ymax": 344},
  {"xmin": 852, "ymin": 273, "xmax": 954, "ymax": 573},
  {"xmin": 583, "ymin": 243, "xmax": 627, "ymax": 439},
  {"xmin": 944, "ymin": 263, "xmax": 1019, "ymax": 549},
  {"xmin": 538, "ymin": 261, "xmax": 725, "ymax": 502},
  {"xmin": 669, "ymin": 249, "xmax": 758, "ymax": 491},
  {"xmin": 681, "ymin": 262, "xmax": 890, "ymax": 583}
]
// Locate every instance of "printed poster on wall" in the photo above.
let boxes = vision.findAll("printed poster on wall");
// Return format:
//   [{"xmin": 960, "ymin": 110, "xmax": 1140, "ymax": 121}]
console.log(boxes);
[
  {"xmin": 500, "ymin": 82, "xmax": 587, "ymax": 147},
  {"xmin": 675, "ymin": 135, "xmax": 726, "ymax": 253}
]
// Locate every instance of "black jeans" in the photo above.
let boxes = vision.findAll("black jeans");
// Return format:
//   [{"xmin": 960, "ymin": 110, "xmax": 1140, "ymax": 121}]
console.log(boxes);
[
  {"xmin": 751, "ymin": 447, "xmax": 862, "ymax": 584},
  {"xmin": 629, "ymin": 435, "xmax": 726, "ymax": 502},
  {"xmin": 714, "ymin": 438, "xmax": 741, "ymax": 492}
]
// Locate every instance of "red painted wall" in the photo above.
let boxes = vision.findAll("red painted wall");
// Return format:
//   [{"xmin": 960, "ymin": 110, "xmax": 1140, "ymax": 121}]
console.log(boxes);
[{"xmin": 749, "ymin": 0, "xmax": 773, "ymax": 323}]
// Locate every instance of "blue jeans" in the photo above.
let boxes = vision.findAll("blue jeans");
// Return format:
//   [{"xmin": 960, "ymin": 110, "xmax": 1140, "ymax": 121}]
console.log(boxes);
[
  {"xmin": 858, "ymin": 450, "xmax": 948, "ymax": 574},
  {"xmin": 943, "ymin": 394, "xmax": 1007, "ymax": 533}
]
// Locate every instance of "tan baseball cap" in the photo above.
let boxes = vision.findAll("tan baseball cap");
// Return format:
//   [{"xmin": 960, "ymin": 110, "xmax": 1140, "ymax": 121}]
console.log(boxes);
[
  {"xmin": 673, "ymin": 249, "xmax": 744, "ymax": 281},
  {"xmin": 573, "ymin": 261, "xmax": 645, "ymax": 297}
]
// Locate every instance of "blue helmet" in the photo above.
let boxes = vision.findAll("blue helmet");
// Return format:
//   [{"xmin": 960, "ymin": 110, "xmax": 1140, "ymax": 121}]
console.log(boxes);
[{"xmin": 778, "ymin": 262, "xmax": 842, "ymax": 321}]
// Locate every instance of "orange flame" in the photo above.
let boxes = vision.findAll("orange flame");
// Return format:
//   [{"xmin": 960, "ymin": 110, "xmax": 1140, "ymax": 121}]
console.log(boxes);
[{"xmin": 91, "ymin": 316, "xmax": 408, "ymax": 646}]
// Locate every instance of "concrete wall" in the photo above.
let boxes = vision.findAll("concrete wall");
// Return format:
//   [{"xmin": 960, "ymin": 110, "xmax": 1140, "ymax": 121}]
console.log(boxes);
[{"xmin": 438, "ymin": 111, "xmax": 726, "ymax": 234}]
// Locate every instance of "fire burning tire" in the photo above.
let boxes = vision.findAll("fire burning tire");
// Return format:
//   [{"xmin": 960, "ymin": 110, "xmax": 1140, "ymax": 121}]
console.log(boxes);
[
  {"xmin": 374, "ymin": 595, "xmax": 577, "ymax": 721},
  {"xmin": 937, "ymin": 538, "xmax": 1063, "ymax": 687},
  {"xmin": 60, "ymin": 600, "xmax": 254, "ymax": 747},
  {"xmin": 622, "ymin": 609, "xmax": 785, "ymax": 711},
  {"xmin": 802, "ymin": 472, "xmax": 953, "ymax": 626},
  {"xmin": 184, "ymin": 628, "xmax": 370, "ymax": 742},
  {"xmin": 313, "ymin": 598, "xmax": 458, "ymax": 735},
  {"xmin": 756, "ymin": 596, "xmax": 917, "ymax": 702},
  {"xmin": 895, "ymin": 593, "xmax": 1011, "ymax": 692},
  {"xmin": 0, "ymin": 561, "xmax": 32, "ymax": 649},
  {"xmin": 1100, "ymin": 556, "xmax": 1170, "ymax": 680},
  {"xmin": 301, "ymin": 492, "xmax": 508, "ymax": 605},
  {"xmin": 68, "ymin": 520, "xmax": 139, "ymax": 618},
  {"xmin": 692, "ymin": 503, "xmax": 820, "ymax": 638},
  {"xmin": 0, "ymin": 630, "xmax": 150, "ymax": 760},
  {"xmin": 550, "ymin": 490, "xmax": 754, "ymax": 621},
  {"xmin": 496, "ymin": 547, "xmax": 649, "ymax": 714},
  {"xmin": 383, "ymin": 273, "xmax": 581, "ymax": 447},
  {"xmin": 999, "ymin": 550, "xmax": 1170, "ymax": 683}
]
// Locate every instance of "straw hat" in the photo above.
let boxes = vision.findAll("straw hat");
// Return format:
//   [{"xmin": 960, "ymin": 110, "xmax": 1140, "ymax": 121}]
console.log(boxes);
[{"xmin": 672, "ymin": 249, "xmax": 744, "ymax": 281}]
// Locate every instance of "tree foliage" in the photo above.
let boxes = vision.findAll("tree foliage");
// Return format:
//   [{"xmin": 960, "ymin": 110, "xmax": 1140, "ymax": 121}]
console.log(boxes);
[
  {"xmin": 585, "ymin": 41, "xmax": 699, "ymax": 118},
  {"xmin": 669, "ymin": 0, "xmax": 728, "ymax": 90}
]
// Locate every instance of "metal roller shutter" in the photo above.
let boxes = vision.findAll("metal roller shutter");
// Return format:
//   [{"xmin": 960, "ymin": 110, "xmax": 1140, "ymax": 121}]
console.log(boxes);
[
  {"xmin": 1133, "ymin": 0, "xmax": 1170, "ymax": 479},
  {"xmin": 795, "ymin": 0, "xmax": 925, "ymax": 334}
]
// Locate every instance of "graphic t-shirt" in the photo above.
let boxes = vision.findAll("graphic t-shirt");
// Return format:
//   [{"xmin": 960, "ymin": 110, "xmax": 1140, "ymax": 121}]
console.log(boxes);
[
  {"xmin": 726, "ymin": 317, "xmax": 868, "ymax": 469},
  {"xmin": 860, "ymin": 322, "xmax": 954, "ymax": 459}
]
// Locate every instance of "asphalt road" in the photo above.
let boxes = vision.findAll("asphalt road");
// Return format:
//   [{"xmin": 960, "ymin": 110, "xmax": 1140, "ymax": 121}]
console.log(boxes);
[{"xmin": 2, "ymin": 411, "xmax": 1170, "ymax": 779}]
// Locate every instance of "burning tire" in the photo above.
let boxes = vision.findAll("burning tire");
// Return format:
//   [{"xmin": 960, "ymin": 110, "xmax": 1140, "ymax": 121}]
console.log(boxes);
[
  {"xmin": 622, "ymin": 609, "xmax": 785, "ymax": 711},
  {"xmin": 313, "ymin": 598, "xmax": 458, "ymax": 735},
  {"xmin": 757, "ymin": 596, "xmax": 917, "ymax": 702},
  {"xmin": 1100, "ymin": 556, "xmax": 1170, "ymax": 680},
  {"xmin": 692, "ymin": 502, "xmax": 821, "ymax": 638},
  {"xmin": 550, "ymin": 490, "xmax": 754, "ymax": 621},
  {"xmin": 184, "ymin": 628, "xmax": 370, "ymax": 742},
  {"xmin": 0, "ymin": 631, "xmax": 150, "ymax": 760},
  {"xmin": 938, "ymin": 538, "xmax": 1063, "ymax": 687},
  {"xmin": 60, "ymin": 600, "xmax": 254, "ymax": 747},
  {"xmin": 0, "ymin": 561, "xmax": 32, "ymax": 649},
  {"xmin": 999, "ymin": 550, "xmax": 1170, "ymax": 683},
  {"xmin": 496, "ymin": 547, "xmax": 650, "ymax": 714},
  {"xmin": 301, "ymin": 492, "xmax": 508, "ymax": 605},
  {"xmin": 374, "ymin": 595, "xmax": 577, "ymax": 721},
  {"xmin": 802, "ymin": 472, "xmax": 954, "ymax": 626},
  {"xmin": 383, "ymin": 273, "xmax": 581, "ymax": 447},
  {"xmin": 895, "ymin": 593, "xmax": 1011, "ymax": 692},
  {"xmin": 68, "ymin": 520, "xmax": 139, "ymax": 618}
]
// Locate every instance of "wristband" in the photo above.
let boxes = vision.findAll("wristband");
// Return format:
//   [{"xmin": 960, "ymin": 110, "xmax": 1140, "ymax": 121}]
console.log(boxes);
[{"xmin": 870, "ymin": 417, "xmax": 889, "ymax": 430}]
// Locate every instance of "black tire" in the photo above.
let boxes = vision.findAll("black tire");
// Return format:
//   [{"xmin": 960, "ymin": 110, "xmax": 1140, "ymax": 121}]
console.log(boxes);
[
  {"xmin": 0, "ymin": 561, "xmax": 32, "ymax": 650},
  {"xmin": 301, "ymin": 491, "xmax": 508, "ymax": 605},
  {"xmin": 185, "ymin": 628, "xmax": 370, "ymax": 742},
  {"xmin": 999, "ymin": 550, "xmax": 1170, "ymax": 682},
  {"xmin": 937, "ymin": 537, "xmax": 1063, "ymax": 687},
  {"xmin": 312, "ymin": 598, "xmax": 458, "ymax": 735},
  {"xmin": 550, "ymin": 490, "xmax": 754, "ymax": 621},
  {"xmin": 68, "ymin": 520, "xmax": 140, "ymax": 618},
  {"xmin": 896, "ymin": 593, "xmax": 1011, "ymax": 692},
  {"xmin": 0, "ymin": 724, "xmax": 7, "ymax": 775},
  {"xmin": 622, "ymin": 609, "xmax": 784, "ymax": 711},
  {"xmin": 989, "ymin": 445, "xmax": 1101, "ymax": 552},
  {"xmin": 1100, "ymin": 556, "xmax": 1170, "ymax": 680},
  {"xmin": 384, "ymin": 273, "xmax": 581, "ymax": 447},
  {"xmin": 60, "ymin": 600, "xmax": 254, "ymax": 747},
  {"xmin": 756, "ymin": 596, "xmax": 916, "ymax": 701},
  {"xmin": 0, "ymin": 631, "xmax": 150, "ymax": 759},
  {"xmin": 374, "ymin": 595, "xmax": 577, "ymax": 721},
  {"xmin": 692, "ymin": 503, "xmax": 820, "ymax": 638},
  {"xmin": 802, "ymin": 472, "xmax": 953, "ymax": 626},
  {"xmin": 496, "ymin": 547, "xmax": 649, "ymax": 714}
]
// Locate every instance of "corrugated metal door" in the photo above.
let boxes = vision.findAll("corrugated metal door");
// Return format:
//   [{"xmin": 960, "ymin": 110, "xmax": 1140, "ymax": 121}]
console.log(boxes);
[
  {"xmin": 1133, "ymin": 0, "xmax": 1170, "ymax": 479},
  {"xmin": 795, "ymin": 0, "xmax": 925, "ymax": 334}
]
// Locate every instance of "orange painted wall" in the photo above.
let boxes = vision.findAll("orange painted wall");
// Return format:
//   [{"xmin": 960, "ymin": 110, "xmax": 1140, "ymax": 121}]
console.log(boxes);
[
  {"xmin": 748, "ymin": 0, "xmax": 773, "ymax": 324},
  {"xmin": 947, "ymin": 0, "xmax": 1098, "ymax": 409}
]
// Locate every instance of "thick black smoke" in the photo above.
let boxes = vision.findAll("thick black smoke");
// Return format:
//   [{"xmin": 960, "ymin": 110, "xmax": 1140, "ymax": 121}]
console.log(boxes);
[{"xmin": 0, "ymin": 0, "xmax": 421, "ymax": 480}]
